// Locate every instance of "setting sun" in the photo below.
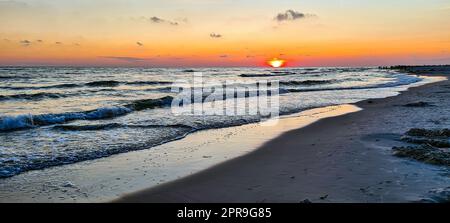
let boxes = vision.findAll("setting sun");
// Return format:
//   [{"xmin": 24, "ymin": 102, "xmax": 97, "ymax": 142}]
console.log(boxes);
[{"xmin": 268, "ymin": 58, "xmax": 286, "ymax": 68}]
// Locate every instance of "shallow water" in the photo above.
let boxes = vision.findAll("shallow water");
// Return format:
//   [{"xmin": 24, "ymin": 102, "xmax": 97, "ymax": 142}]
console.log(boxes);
[{"xmin": 0, "ymin": 67, "xmax": 424, "ymax": 177}]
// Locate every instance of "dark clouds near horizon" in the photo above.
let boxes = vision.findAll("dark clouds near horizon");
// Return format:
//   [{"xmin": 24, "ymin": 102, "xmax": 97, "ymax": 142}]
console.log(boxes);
[
  {"xmin": 210, "ymin": 33, "xmax": 222, "ymax": 38},
  {"xmin": 19, "ymin": 40, "xmax": 31, "ymax": 46},
  {"xmin": 274, "ymin": 10, "xmax": 316, "ymax": 22},
  {"xmin": 149, "ymin": 16, "xmax": 179, "ymax": 26}
]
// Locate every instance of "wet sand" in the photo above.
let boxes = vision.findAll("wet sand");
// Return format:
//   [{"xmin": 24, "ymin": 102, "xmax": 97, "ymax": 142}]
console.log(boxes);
[{"xmin": 116, "ymin": 68, "xmax": 450, "ymax": 203}]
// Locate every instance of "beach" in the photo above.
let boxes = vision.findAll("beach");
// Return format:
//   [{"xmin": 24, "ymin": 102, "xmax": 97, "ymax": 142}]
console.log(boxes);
[
  {"xmin": 116, "ymin": 66, "xmax": 450, "ymax": 203},
  {"xmin": 0, "ymin": 104, "xmax": 364, "ymax": 202},
  {"xmin": 0, "ymin": 66, "xmax": 449, "ymax": 203}
]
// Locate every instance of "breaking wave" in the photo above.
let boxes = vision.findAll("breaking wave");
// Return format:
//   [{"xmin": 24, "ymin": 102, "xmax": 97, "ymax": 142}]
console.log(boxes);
[
  {"xmin": 0, "ymin": 92, "xmax": 70, "ymax": 101},
  {"xmin": 0, "ymin": 81, "xmax": 173, "ymax": 91}
]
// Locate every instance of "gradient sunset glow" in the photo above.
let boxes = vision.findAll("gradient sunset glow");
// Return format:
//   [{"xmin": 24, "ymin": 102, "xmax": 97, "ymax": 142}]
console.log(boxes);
[{"xmin": 1, "ymin": 0, "xmax": 450, "ymax": 67}]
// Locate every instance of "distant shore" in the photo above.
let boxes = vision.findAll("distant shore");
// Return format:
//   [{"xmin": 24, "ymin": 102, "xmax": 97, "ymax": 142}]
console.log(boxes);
[{"xmin": 116, "ymin": 66, "xmax": 450, "ymax": 203}]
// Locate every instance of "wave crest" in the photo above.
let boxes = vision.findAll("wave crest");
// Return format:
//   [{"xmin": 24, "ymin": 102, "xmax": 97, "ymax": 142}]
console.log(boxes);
[{"xmin": 0, "ymin": 96, "xmax": 176, "ymax": 132}]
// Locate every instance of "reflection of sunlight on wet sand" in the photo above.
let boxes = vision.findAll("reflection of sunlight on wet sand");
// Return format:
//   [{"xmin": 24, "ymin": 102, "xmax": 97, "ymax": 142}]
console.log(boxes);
[
  {"xmin": 0, "ymin": 104, "xmax": 361, "ymax": 202},
  {"xmin": 258, "ymin": 104, "xmax": 361, "ymax": 129}
]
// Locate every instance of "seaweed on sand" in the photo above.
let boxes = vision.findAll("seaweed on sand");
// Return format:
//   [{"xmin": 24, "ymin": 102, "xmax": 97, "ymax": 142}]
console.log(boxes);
[
  {"xmin": 393, "ymin": 144, "xmax": 450, "ymax": 167},
  {"xmin": 393, "ymin": 128, "xmax": 450, "ymax": 167},
  {"xmin": 402, "ymin": 101, "xmax": 434, "ymax": 107}
]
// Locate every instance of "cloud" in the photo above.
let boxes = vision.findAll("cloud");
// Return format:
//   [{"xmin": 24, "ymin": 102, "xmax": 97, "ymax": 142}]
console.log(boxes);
[
  {"xmin": 274, "ymin": 10, "xmax": 316, "ymax": 22},
  {"xmin": 36, "ymin": 39, "xmax": 43, "ymax": 43},
  {"xmin": 149, "ymin": 16, "xmax": 178, "ymax": 26},
  {"xmin": 150, "ymin": 16, "xmax": 164, "ymax": 23},
  {"xmin": 19, "ymin": 40, "xmax": 31, "ymax": 46},
  {"xmin": 101, "ymin": 56, "xmax": 147, "ymax": 63},
  {"xmin": 136, "ymin": 41, "xmax": 144, "ymax": 46},
  {"xmin": 219, "ymin": 55, "xmax": 229, "ymax": 58},
  {"xmin": 55, "ymin": 41, "xmax": 62, "ymax": 45},
  {"xmin": 210, "ymin": 33, "xmax": 222, "ymax": 38}
]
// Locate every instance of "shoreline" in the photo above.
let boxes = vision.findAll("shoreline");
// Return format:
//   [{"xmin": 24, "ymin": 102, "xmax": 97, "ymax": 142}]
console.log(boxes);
[
  {"xmin": 0, "ymin": 70, "xmax": 448, "ymax": 202},
  {"xmin": 116, "ymin": 73, "xmax": 450, "ymax": 203}
]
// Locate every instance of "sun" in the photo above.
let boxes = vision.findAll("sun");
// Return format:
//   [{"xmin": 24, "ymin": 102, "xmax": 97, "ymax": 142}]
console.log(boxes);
[{"xmin": 268, "ymin": 58, "xmax": 285, "ymax": 68}]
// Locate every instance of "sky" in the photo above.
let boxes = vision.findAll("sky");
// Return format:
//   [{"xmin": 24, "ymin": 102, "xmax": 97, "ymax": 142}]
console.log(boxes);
[{"xmin": 0, "ymin": 0, "xmax": 449, "ymax": 67}]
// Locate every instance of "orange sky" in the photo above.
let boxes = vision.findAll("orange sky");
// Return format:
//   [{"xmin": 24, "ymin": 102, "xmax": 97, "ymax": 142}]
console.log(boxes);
[{"xmin": 1, "ymin": 0, "xmax": 449, "ymax": 67}]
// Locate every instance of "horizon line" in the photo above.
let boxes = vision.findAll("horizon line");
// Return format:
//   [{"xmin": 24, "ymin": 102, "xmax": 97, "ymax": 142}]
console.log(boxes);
[{"xmin": 1, "ymin": 64, "xmax": 449, "ymax": 69}]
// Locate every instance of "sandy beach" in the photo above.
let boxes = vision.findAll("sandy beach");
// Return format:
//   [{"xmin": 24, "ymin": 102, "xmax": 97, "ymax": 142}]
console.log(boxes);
[{"xmin": 116, "ymin": 66, "xmax": 450, "ymax": 203}]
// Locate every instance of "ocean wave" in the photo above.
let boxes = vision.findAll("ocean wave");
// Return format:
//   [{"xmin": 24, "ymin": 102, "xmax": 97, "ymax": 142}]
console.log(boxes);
[
  {"xmin": 240, "ymin": 70, "xmax": 327, "ymax": 77},
  {"xmin": 0, "ymin": 83, "xmax": 81, "ymax": 90},
  {"xmin": 0, "ymin": 88, "xmax": 132, "ymax": 102},
  {"xmin": 85, "ymin": 80, "xmax": 121, "ymax": 87},
  {"xmin": 0, "ymin": 89, "xmax": 283, "ymax": 132},
  {"xmin": 53, "ymin": 123, "xmax": 194, "ymax": 131},
  {"xmin": 239, "ymin": 68, "xmax": 371, "ymax": 78},
  {"xmin": 0, "ymin": 92, "xmax": 69, "ymax": 101},
  {"xmin": 270, "ymin": 71, "xmax": 298, "ymax": 75},
  {"xmin": 42, "ymin": 83, "xmax": 81, "ymax": 89},
  {"xmin": 125, "ymin": 96, "xmax": 174, "ymax": 111},
  {"xmin": 124, "ymin": 80, "xmax": 173, "ymax": 86},
  {"xmin": 0, "ymin": 125, "xmax": 195, "ymax": 178},
  {"xmin": 148, "ymin": 83, "xmax": 281, "ymax": 93},
  {"xmin": 0, "ymin": 76, "xmax": 33, "ymax": 80},
  {"xmin": 335, "ymin": 67, "xmax": 371, "ymax": 73},
  {"xmin": 0, "ymin": 96, "xmax": 175, "ymax": 132},
  {"xmin": 0, "ymin": 106, "xmax": 132, "ymax": 132},
  {"xmin": 171, "ymin": 88, "xmax": 286, "ymax": 105},
  {"xmin": 85, "ymin": 80, "xmax": 173, "ymax": 87},
  {"xmin": 280, "ymin": 79, "xmax": 337, "ymax": 86},
  {"xmin": 240, "ymin": 73, "xmax": 298, "ymax": 77},
  {"xmin": 286, "ymin": 77, "xmax": 422, "ymax": 93},
  {"xmin": 53, "ymin": 123, "xmax": 123, "ymax": 131},
  {"xmin": 0, "ymin": 81, "xmax": 173, "ymax": 91},
  {"xmin": 0, "ymin": 76, "xmax": 18, "ymax": 79}
]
